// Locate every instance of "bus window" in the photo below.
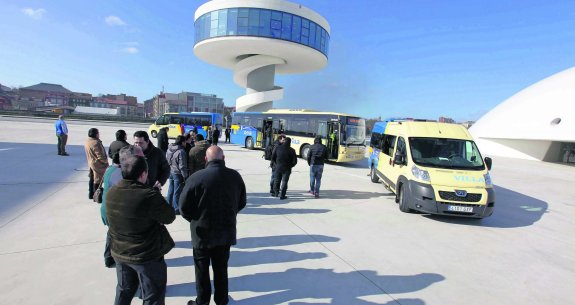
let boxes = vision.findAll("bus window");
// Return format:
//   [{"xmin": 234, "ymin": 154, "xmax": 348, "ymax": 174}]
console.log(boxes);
[
  {"xmin": 156, "ymin": 115, "xmax": 168, "ymax": 125},
  {"xmin": 318, "ymin": 121, "xmax": 327, "ymax": 137},
  {"xmin": 382, "ymin": 135, "xmax": 397, "ymax": 156}
]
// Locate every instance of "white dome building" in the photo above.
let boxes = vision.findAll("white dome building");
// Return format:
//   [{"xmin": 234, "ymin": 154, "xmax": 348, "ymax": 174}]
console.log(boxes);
[{"xmin": 470, "ymin": 67, "xmax": 575, "ymax": 163}]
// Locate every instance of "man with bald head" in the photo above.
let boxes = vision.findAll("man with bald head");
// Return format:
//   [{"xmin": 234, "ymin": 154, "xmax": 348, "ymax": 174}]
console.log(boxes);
[{"xmin": 179, "ymin": 146, "xmax": 246, "ymax": 305}]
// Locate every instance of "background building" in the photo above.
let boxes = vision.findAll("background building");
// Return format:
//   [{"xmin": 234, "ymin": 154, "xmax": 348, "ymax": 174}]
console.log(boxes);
[
  {"xmin": 147, "ymin": 91, "xmax": 224, "ymax": 117},
  {"xmin": 470, "ymin": 67, "xmax": 575, "ymax": 163}
]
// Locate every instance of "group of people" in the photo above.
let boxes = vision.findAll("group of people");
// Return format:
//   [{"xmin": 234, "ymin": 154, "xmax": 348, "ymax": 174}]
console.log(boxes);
[
  {"xmin": 268, "ymin": 133, "xmax": 330, "ymax": 199},
  {"xmin": 79, "ymin": 125, "xmax": 246, "ymax": 305},
  {"xmin": 56, "ymin": 114, "xmax": 329, "ymax": 305}
]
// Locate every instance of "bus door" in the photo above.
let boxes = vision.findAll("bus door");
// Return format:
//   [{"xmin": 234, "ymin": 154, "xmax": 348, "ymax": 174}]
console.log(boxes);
[
  {"xmin": 317, "ymin": 121, "xmax": 328, "ymax": 146},
  {"xmin": 262, "ymin": 119, "xmax": 273, "ymax": 147},
  {"xmin": 255, "ymin": 118, "xmax": 264, "ymax": 148},
  {"xmin": 327, "ymin": 121, "xmax": 341, "ymax": 159}
]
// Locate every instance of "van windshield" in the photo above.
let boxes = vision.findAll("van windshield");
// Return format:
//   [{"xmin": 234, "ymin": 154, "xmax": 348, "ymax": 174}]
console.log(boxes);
[{"xmin": 408, "ymin": 137, "xmax": 485, "ymax": 170}]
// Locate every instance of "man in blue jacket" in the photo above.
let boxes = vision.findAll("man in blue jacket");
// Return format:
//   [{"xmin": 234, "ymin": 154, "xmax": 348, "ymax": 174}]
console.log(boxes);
[{"xmin": 54, "ymin": 115, "xmax": 69, "ymax": 156}]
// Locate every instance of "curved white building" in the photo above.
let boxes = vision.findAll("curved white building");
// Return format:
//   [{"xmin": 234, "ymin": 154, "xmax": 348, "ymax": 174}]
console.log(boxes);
[
  {"xmin": 470, "ymin": 67, "xmax": 575, "ymax": 163},
  {"xmin": 194, "ymin": 0, "xmax": 330, "ymax": 112}
]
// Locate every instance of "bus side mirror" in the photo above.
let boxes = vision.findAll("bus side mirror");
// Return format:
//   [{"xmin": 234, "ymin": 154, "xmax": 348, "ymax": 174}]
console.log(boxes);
[
  {"xmin": 485, "ymin": 157, "xmax": 492, "ymax": 170},
  {"xmin": 394, "ymin": 152, "xmax": 406, "ymax": 165}
]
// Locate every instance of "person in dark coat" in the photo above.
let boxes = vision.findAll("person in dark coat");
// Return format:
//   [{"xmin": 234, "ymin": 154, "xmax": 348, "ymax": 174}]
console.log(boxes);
[
  {"xmin": 224, "ymin": 127, "xmax": 231, "ymax": 143},
  {"xmin": 271, "ymin": 137, "xmax": 297, "ymax": 199},
  {"xmin": 184, "ymin": 132, "xmax": 194, "ymax": 154},
  {"xmin": 188, "ymin": 134, "xmax": 210, "ymax": 175},
  {"xmin": 106, "ymin": 154, "xmax": 176, "ymax": 305},
  {"xmin": 307, "ymin": 135, "xmax": 329, "ymax": 198},
  {"xmin": 133, "ymin": 130, "xmax": 171, "ymax": 190},
  {"xmin": 268, "ymin": 134, "xmax": 285, "ymax": 194},
  {"xmin": 156, "ymin": 127, "xmax": 169, "ymax": 154},
  {"xmin": 179, "ymin": 146, "xmax": 246, "ymax": 305},
  {"xmin": 212, "ymin": 127, "xmax": 220, "ymax": 146},
  {"xmin": 108, "ymin": 129, "xmax": 130, "ymax": 161}
]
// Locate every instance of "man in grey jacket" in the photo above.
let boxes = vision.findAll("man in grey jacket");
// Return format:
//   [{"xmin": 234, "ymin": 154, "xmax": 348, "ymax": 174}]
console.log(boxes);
[{"xmin": 166, "ymin": 135, "xmax": 189, "ymax": 213}]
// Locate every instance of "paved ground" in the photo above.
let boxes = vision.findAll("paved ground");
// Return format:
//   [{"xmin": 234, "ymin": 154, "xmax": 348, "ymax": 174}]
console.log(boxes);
[{"xmin": 0, "ymin": 117, "xmax": 573, "ymax": 305}]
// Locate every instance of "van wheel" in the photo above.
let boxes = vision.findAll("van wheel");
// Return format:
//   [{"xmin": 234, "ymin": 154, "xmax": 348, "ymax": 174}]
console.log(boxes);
[
  {"xmin": 370, "ymin": 165, "xmax": 379, "ymax": 183},
  {"xmin": 245, "ymin": 137, "xmax": 254, "ymax": 150},
  {"xmin": 151, "ymin": 130, "xmax": 157, "ymax": 138},
  {"xmin": 301, "ymin": 144, "xmax": 310, "ymax": 159},
  {"xmin": 399, "ymin": 185, "xmax": 413, "ymax": 213}
]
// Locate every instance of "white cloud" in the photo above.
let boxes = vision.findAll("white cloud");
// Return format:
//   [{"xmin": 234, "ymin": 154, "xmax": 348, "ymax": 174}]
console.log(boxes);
[
  {"xmin": 22, "ymin": 8, "xmax": 46, "ymax": 20},
  {"xmin": 105, "ymin": 15, "xmax": 126, "ymax": 26},
  {"xmin": 121, "ymin": 47, "xmax": 139, "ymax": 54}
]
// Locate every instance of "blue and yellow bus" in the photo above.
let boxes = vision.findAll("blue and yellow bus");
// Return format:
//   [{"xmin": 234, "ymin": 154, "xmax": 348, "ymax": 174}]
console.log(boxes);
[
  {"xmin": 231, "ymin": 109, "xmax": 366, "ymax": 162},
  {"xmin": 148, "ymin": 112, "xmax": 222, "ymax": 139}
]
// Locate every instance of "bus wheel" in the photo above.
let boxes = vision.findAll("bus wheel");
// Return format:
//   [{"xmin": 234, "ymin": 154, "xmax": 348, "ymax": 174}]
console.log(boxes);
[
  {"xmin": 300, "ymin": 144, "xmax": 310, "ymax": 159},
  {"xmin": 151, "ymin": 130, "xmax": 157, "ymax": 138},
  {"xmin": 370, "ymin": 165, "xmax": 379, "ymax": 183},
  {"xmin": 399, "ymin": 184, "xmax": 413, "ymax": 213},
  {"xmin": 245, "ymin": 137, "xmax": 254, "ymax": 150}
]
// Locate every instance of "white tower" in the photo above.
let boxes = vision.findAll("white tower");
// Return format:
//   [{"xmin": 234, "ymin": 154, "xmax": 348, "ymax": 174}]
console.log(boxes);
[{"xmin": 194, "ymin": 0, "xmax": 331, "ymax": 112}]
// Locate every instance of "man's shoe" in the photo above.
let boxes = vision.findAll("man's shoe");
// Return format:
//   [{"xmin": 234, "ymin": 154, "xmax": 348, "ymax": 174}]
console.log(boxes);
[
  {"xmin": 280, "ymin": 196, "xmax": 287, "ymax": 200},
  {"xmin": 314, "ymin": 193, "xmax": 319, "ymax": 198},
  {"xmin": 61, "ymin": 152, "xmax": 69, "ymax": 156},
  {"xmin": 308, "ymin": 190, "xmax": 314, "ymax": 195},
  {"xmin": 187, "ymin": 300, "xmax": 198, "ymax": 305}
]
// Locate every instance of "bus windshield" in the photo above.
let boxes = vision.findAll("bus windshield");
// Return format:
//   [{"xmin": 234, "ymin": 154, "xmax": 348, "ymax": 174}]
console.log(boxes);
[
  {"xmin": 409, "ymin": 137, "xmax": 485, "ymax": 170},
  {"xmin": 343, "ymin": 117, "xmax": 365, "ymax": 145}
]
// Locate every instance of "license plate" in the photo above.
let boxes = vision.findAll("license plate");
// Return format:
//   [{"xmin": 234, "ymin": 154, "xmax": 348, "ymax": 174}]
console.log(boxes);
[{"xmin": 448, "ymin": 205, "xmax": 473, "ymax": 213}]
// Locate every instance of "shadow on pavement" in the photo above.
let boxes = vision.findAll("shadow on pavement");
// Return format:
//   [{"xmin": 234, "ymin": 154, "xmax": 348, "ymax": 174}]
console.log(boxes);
[
  {"xmin": 0, "ymin": 142, "xmax": 89, "ymax": 227},
  {"xmin": 168, "ymin": 268, "xmax": 443, "ymax": 303},
  {"xmin": 425, "ymin": 185, "xmax": 548, "ymax": 228},
  {"xmin": 235, "ymin": 234, "xmax": 339, "ymax": 249}
]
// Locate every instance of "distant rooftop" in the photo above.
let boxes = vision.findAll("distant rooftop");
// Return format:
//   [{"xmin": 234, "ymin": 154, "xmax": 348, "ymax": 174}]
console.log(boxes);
[{"xmin": 21, "ymin": 83, "xmax": 71, "ymax": 93}]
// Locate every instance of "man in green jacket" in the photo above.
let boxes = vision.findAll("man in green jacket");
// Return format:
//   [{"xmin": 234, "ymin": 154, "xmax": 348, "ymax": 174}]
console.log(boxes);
[{"xmin": 106, "ymin": 154, "xmax": 176, "ymax": 305}]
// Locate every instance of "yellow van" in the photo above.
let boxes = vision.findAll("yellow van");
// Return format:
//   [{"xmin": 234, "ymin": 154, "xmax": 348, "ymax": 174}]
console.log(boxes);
[{"xmin": 368, "ymin": 120, "xmax": 494, "ymax": 218}]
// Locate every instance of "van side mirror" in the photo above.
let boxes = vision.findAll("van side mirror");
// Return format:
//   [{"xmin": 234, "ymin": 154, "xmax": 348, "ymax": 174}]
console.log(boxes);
[
  {"xmin": 394, "ymin": 152, "xmax": 406, "ymax": 165},
  {"xmin": 484, "ymin": 157, "xmax": 492, "ymax": 170}
]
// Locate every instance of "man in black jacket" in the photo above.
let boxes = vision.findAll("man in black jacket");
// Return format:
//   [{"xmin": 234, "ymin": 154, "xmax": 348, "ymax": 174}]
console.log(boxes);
[
  {"xmin": 108, "ymin": 129, "xmax": 130, "ymax": 161},
  {"xmin": 106, "ymin": 154, "xmax": 176, "ymax": 305},
  {"xmin": 156, "ymin": 127, "xmax": 169, "ymax": 154},
  {"xmin": 307, "ymin": 135, "xmax": 329, "ymax": 198},
  {"xmin": 133, "ymin": 130, "xmax": 171, "ymax": 189},
  {"xmin": 179, "ymin": 146, "xmax": 247, "ymax": 305},
  {"xmin": 271, "ymin": 137, "xmax": 297, "ymax": 200}
]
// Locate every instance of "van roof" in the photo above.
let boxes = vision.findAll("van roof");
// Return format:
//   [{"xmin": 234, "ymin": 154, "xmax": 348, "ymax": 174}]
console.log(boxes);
[{"xmin": 373, "ymin": 121, "xmax": 473, "ymax": 140}]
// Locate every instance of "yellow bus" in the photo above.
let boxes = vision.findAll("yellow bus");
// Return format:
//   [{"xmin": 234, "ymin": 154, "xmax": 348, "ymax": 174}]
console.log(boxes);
[
  {"xmin": 368, "ymin": 119, "xmax": 495, "ymax": 218},
  {"xmin": 231, "ymin": 109, "xmax": 366, "ymax": 162},
  {"xmin": 148, "ymin": 112, "xmax": 222, "ymax": 139}
]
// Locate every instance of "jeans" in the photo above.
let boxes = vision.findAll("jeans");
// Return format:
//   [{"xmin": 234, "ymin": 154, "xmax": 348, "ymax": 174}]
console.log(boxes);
[
  {"xmin": 166, "ymin": 174, "xmax": 184, "ymax": 211},
  {"xmin": 273, "ymin": 169, "xmax": 292, "ymax": 198},
  {"xmin": 56, "ymin": 133, "xmax": 67, "ymax": 154},
  {"xmin": 270, "ymin": 169, "xmax": 276, "ymax": 193},
  {"xmin": 310, "ymin": 164, "xmax": 324, "ymax": 195},
  {"xmin": 193, "ymin": 246, "xmax": 231, "ymax": 305},
  {"xmin": 114, "ymin": 257, "xmax": 167, "ymax": 305}
]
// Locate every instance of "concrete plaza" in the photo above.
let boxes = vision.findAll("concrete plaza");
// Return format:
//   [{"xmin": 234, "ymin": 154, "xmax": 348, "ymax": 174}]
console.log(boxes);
[{"xmin": 0, "ymin": 116, "xmax": 573, "ymax": 305}]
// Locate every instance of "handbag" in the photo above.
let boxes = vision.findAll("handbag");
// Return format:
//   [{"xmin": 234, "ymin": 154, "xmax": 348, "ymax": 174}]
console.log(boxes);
[{"xmin": 93, "ymin": 183, "xmax": 103, "ymax": 204}]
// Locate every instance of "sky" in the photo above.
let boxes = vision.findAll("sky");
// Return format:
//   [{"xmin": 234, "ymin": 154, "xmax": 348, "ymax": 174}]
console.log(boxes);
[{"xmin": 1, "ymin": 0, "xmax": 574, "ymax": 122}]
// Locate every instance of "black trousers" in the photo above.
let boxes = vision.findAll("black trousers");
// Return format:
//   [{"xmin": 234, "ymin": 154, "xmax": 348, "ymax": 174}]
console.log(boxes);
[
  {"xmin": 114, "ymin": 257, "xmax": 167, "ymax": 305},
  {"xmin": 273, "ymin": 169, "xmax": 291, "ymax": 198},
  {"xmin": 193, "ymin": 246, "xmax": 231, "ymax": 305},
  {"xmin": 88, "ymin": 169, "xmax": 95, "ymax": 199},
  {"xmin": 104, "ymin": 230, "xmax": 115, "ymax": 267}
]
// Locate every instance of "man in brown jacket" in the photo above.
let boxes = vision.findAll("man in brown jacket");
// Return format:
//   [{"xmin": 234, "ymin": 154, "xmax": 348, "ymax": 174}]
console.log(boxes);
[{"xmin": 85, "ymin": 128, "xmax": 109, "ymax": 199}]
